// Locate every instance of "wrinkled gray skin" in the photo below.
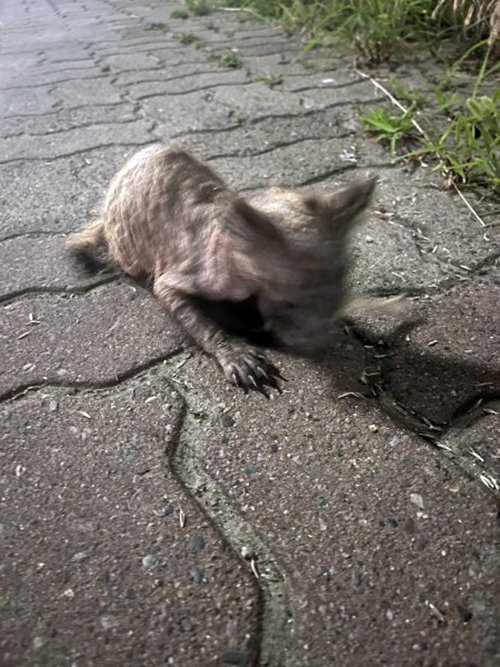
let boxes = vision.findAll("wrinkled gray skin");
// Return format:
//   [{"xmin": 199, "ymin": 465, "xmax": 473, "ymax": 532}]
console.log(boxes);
[{"xmin": 67, "ymin": 144, "xmax": 377, "ymax": 394}]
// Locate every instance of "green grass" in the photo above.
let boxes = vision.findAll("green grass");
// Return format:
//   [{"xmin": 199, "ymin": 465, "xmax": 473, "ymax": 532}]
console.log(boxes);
[
  {"xmin": 263, "ymin": 73, "xmax": 284, "ymax": 88},
  {"xmin": 144, "ymin": 21, "xmax": 169, "ymax": 32},
  {"xmin": 177, "ymin": 31, "xmax": 202, "ymax": 44},
  {"xmin": 219, "ymin": 0, "xmax": 497, "ymax": 63},
  {"xmin": 170, "ymin": 8, "xmax": 190, "ymax": 19},
  {"xmin": 209, "ymin": 50, "xmax": 242, "ymax": 67},
  {"xmin": 360, "ymin": 42, "xmax": 500, "ymax": 191},
  {"xmin": 360, "ymin": 107, "xmax": 417, "ymax": 153},
  {"xmin": 186, "ymin": 0, "xmax": 213, "ymax": 15}
]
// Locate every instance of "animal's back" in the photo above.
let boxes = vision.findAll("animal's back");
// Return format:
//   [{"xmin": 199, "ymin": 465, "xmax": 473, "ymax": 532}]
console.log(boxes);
[{"xmin": 102, "ymin": 145, "xmax": 225, "ymax": 278}]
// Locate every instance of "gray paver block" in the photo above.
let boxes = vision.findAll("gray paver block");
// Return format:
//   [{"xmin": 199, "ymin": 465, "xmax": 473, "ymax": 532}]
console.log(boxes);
[
  {"xmin": 1, "ymin": 376, "xmax": 259, "ymax": 666},
  {"xmin": 127, "ymin": 67, "xmax": 251, "ymax": 99},
  {"xmin": 1, "ymin": 283, "xmax": 183, "ymax": 397},
  {"xmin": 1, "ymin": 102, "xmax": 139, "ymax": 136},
  {"xmin": 50, "ymin": 77, "xmax": 124, "ymax": 108},
  {"xmin": 0, "ymin": 145, "xmax": 139, "ymax": 237},
  {"xmin": 0, "ymin": 119, "xmax": 153, "ymax": 162},
  {"xmin": 377, "ymin": 278, "xmax": 500, "ymax": 425},
  {"xmin": 146, "ymin": 78, "xmax": 379, "ymax": 137},
  {"xmin": 173, "ymin": 349, "xmax": 500, "ymax": 666},
  {"xmin": 0, "ymin": 235, "xmax": 107, "ymax": 298},
  {"xmin": 1, "ymin": 88, "xmax": 57, "ymax": 118}
]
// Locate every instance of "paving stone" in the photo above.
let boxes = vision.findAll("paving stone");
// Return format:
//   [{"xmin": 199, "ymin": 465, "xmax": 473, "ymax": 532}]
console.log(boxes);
[
  {"xmin": 0, "ymin": 234, "xmax": 108, "ymax": 298},
  {"xmin": 1, "ymin": 66, "xmax": 102, "ymax": 90},
  {"xmin": 1, "ymin": 87, "xmax": 57, "ymax": 118},
  {"xmin": 0, "ymin": 145, "xmax": 141, "ymax": 237},
  {"xmin": 1, "ymin": 376, "xmax": 259, "ymax": 666},
  {"xmin": 115, "ymin": 63, "xmax": 226, "ymax": 87},
  {"xmin": 205, "ymin": 132, "xmax": 389, "ymax": 190},
  {"xmin": 0, "ymin": 119, "xmax": 153, "ymax": 162},
  {"xmin": 1, "ymin": 102, "xmax": 139, "ymax": 136},
  {"xmin": 127, "ymin": 67, "xmax": 251, "ymax": 99},
  {"xmin": 1, "ymin": 283, "xmax": 183, "ymax": 397},
  {"xmin": 146, "ymin": 78, "xmax": 379, "ymax": 137},
  {"xmin": 100, "ymin": 52, "xmax": 164, "ymax": 71},
  {"xmin": 172, "ymin": 350, "xmax": 499, "ymax": 666},
  {"xmin": 50, "ymin": 77, "xmax": 124, "ymax": 108},
  {"xmin": 376, "ymin": 277, "xmax": 500, "ymax": 425}
]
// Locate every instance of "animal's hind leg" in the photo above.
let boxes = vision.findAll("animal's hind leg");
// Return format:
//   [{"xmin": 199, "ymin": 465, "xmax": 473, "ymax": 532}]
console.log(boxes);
[{"xmin": 153, "ymin": 277, "xmax": 283, "ymax": 394}]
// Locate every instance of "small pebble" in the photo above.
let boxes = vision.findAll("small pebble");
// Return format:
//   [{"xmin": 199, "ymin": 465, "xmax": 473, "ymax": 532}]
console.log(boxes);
[
  {"xmin": 142, "ymin": 554, "xmax": 157, "ymax": 569},
  {"xmin": 240, "ymin": 546, "xmax": 253, "ymax": 559},
  {"xmin": 180, "ymin": 617, "xmax": 194, "ymax": 632},
  {"xmin": 190, "ymin": 567, "xmax": 203, "ymax": 584},
  {"xmin": 100, "ymin": 615, "xmax": 119, "ymax": 630},
  {"xmin": 162, "ymin": 504, "xmax": 174, "ymax": 517},
  {"xmin": 191, "ymin": 535, "xmax": 205, "ymax": 551},
  {"xmin": 244, "ymin": 463, "xmax": 259, "ymax": 475},
  {"xmin": 410, "ymin": 493, "xmax": 424, "ymax": 509},
  {"xmin": 351, "ymin": 570, "xmax": 363, "ymax": 586},
  {"xmin": 222, "ymin": 415, "xmax": 235, "ymax": 427},
  {"xmin": 33, "ymin": 636, "xmax": 45, "ymax": 650},
  {"xmin": 48, "ymin": 400, "xmax": 58, "ymax": 412},
  {"xmin": 71, "ymin": 551, "xmax": 87, "ymax": 562}
]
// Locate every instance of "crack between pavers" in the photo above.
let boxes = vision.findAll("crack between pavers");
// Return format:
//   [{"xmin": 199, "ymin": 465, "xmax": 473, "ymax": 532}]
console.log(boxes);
[
  {"xmin": 1, "ymin": 116, "xmax": 141, "ymax": 140},
  {"xmin": 166, "ymin": 97, "xmax": 384, "ymax": 140},
  {"xmin": 0, "ymin": 359, "xmax": 284, "ymax": 664},
  {"xmin": 0, "ymin": 349, "xmax": 184, "ymax": 404},
  {"xmin": 203, "ymin": 131, "xmax": 356, "ymax": 161},
  {"xmin": 286, "ymin": 78, "xmax": 371, "ymax": 94},
  {"xmin": 0, "ymin": 276, "xmax": 119, "ymax": 305},
  {"xmin": 0, "ymin": 73, "xmax": 110, "ymax": 93},
  {"xmin": 0, "ymin": 101, "xmax": 134, "ymax": 123},
  {"xmin": 231, "ymin": 160, "xmax": 396, "ymax": 193},
  {"xmin": 0, "ymin": 139, "xmax": 157, "ymax": 165},
  {"xmin": 91, "ymin": 43, "xmax": 189, "ymax": 59},
  {"xmin": 115, "ymin": 66, "xmax": 255, "ymax": 88},
  {"xmin": 296, "ymin": 160, "xmax": 397, "ymax": 187},
  {"xmin": 236, "ymin": 48, "xmax": 301, "ymax": 60},
  {"xmin": 349, "ymin": 326, "xmax": 500, "ymax": 498},
  {"xmin": 131, "ymin": 77, "xmax": 257, "ymax": 101},
  {"xmin": 163, "ymin": 375, "xmax": 293, "ymax": 667},
  {"xmin": 171, "ymin": 31, "xmax": 291, "ymax": 48},
  {"xmin": 0, "ymin": 230, "xmax": 65, "ymax": 243}
]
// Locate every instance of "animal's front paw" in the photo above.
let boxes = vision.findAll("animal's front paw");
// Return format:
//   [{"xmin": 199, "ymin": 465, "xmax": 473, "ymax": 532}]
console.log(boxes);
[{"xmin": 218, "ymin": 346, "xmax": 285, "ymax": 397}]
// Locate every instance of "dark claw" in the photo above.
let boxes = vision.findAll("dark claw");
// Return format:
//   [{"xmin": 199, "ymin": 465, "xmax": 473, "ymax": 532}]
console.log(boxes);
[
  {"xmin": 221, "ymin": 348, "xmax": 283, "ymax": 396},
  {"xmin": 255, "ymin": 365, "xmax": 269, "ymax": 379},
  {"xmin": 249, "ymin": 376, "xmax": 259, "ymax": 389},
  {"xmin": 256, "ymin": 384, "xmax": 270, "ymax": 399}
]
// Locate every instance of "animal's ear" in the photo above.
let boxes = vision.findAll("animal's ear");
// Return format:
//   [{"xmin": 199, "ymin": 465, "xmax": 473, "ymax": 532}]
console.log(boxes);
[
  {"xmin": 225, "ymin": 197, "xmax": 286, "ymax": 247},
  {"xmin": 305, "ymin": 175, "xmax": 377, "ymax": 234}
]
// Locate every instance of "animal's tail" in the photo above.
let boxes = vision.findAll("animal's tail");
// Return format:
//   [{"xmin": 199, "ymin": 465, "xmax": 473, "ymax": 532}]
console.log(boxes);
[{"xmin": 66, "ymin": 219, "xmax": 113, "ymax": 274}]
